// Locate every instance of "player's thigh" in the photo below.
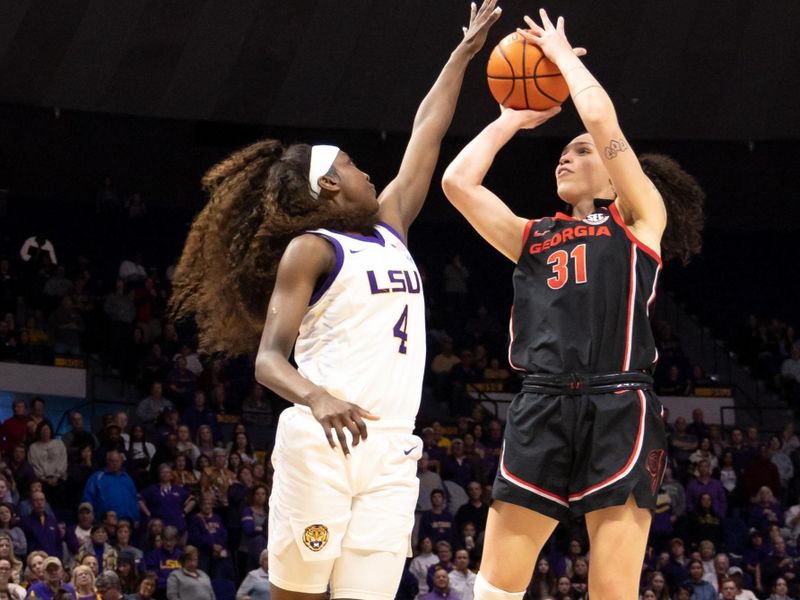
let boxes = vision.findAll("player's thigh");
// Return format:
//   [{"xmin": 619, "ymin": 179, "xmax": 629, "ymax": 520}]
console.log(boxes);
[
  {"xmin": 584, "ymin": 494, "xmax": 652, "ymax": 597},
  {"xmin": 479, "ymin": 500, "xmax": 559, "ymax": 591},
  {"xmin": 330, "ymin": 547, "xmax": 408, "ymax": 600}
]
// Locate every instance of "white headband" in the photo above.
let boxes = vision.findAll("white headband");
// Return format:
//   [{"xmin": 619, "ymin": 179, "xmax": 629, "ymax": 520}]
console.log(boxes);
[{"xmin": 308, "ymin": 145, "xmax": 340, "ymax": 198}]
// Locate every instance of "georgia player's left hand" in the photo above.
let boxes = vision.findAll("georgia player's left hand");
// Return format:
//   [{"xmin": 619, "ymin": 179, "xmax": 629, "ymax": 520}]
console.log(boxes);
[{"xmin": 516, "ymin": 8, "xmax": 587, "ymax": 66}]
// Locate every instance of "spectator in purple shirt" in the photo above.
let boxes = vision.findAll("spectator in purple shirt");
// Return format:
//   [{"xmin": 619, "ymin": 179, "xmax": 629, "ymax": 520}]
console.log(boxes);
[
  {"xmin": 187, "ymin": 494, "xmax": 232, "ymax": 579},
  {"xmin": 419, "ymin": 489, "xmax": 456, "ymax": 546},
  {"xmin": 19, "ymin": 491, "xmax": 63, "ymax": 560},
  {"xmin": 421, "ymin": 565, "xmax": 459, "ymax": 600},
  {"xmin": 138, "ymin": 464, "xmax": 195, "ymax": 534},
  {"xmin": 686, "ymin": 460, "xmax": 727, "ymax": 517},
  {"xmin": 27, "ymin": 556, "xmax": 76, "ymax": 600},
  {"xmin": 143, "ymin": 525, "xmax": 183, "ymax": 594}
]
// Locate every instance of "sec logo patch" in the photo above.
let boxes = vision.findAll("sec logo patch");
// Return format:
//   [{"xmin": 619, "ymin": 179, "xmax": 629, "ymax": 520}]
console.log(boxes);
[
  {"xmin": 302, "ymin": 524, "xmax": 329, "ymax": 552},
  {"xmin": 582, "ymin": 212, "xmax": 610, "ymax": 225}
]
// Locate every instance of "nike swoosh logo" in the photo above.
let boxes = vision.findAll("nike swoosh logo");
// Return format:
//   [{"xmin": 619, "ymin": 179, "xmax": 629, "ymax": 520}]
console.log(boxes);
[
  {"xmin": 349, "ymin": 249, "xmax": 365, "ymax": 254},
  {"xmin": 533, "ymin": 230, "xmax": 551, "ymax": 237},
  {"xmin": 403, "ymin": 446, "xmax": 418, "ymax": 456}
]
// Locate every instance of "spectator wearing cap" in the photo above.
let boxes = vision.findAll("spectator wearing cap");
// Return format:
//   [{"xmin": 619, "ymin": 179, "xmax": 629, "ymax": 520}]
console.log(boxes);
[
  {"xmin": 66, "ymin": 502, "xmax": 96, "ymax": 554},
  {"xmin": 138, "ymin": 464, "xmax": 194, "ymax": 535},
  {"xmin": 75, "ymin": 524, "xmax": 118, "ymax": 573},
  {"xmin": 20, "ymin": 490, "xmax": 63, "ymax": 559},
  {"xmin": 166, "ymin": 546, "xmax": 214, "ymax": 600},
  {"xmin": 156, "ymin": 409, "xmax": 180, "ymax": 444},
  {"xmin": 27, "ymin": 557, "xmax": 76, "ymax": 600},
  {"xmin": 82, "ymin": 450, "xmax": 139, "ymax": 524}
]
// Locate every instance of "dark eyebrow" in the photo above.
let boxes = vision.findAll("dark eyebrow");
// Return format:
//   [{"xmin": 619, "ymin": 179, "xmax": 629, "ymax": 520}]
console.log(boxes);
[{"xmin": 560, "ymin": 141, "xmax": 594, "ymax": 155}]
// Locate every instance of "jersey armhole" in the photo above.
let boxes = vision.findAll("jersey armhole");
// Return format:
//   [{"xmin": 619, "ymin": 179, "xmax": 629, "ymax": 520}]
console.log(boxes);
[
  {"xmin": 518, "ymin": 219, "xmax": 537, "ymax": 259},
  {"xmin": 608, "ymin": 203, "xmax": 663, "ymax": 266},
  {"xmin": 377, "ymin": 221, "xmax": 408, "ymax": 248},
  {"xmin": 306, "ymin": 233, "xmax": 345, "ymax": 306}
]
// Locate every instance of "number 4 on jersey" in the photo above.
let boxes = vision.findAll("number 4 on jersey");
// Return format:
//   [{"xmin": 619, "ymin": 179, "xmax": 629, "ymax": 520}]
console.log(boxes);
[
  {"xmin": 394, "ymin": 305, "xmax": 409, "ymax": 354},
  {"xmin": 547, "ymin": 243, "xmax": 588, "ymax": 290}
]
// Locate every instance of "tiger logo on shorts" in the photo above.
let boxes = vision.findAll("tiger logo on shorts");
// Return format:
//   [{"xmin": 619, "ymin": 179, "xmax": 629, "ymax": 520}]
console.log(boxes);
[{"xmin": 302, "ymin": 524, "xmax": 329, "ymax": 552}]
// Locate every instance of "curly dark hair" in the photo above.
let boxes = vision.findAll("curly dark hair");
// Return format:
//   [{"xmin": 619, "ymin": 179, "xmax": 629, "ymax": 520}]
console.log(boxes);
[
  {"xmin": 638, "ymin": 153, "xmax": 705, "ymax": 265},
  {"xmin": 170, "ymin": 139, "xmax": 377, "ymax": 355}
]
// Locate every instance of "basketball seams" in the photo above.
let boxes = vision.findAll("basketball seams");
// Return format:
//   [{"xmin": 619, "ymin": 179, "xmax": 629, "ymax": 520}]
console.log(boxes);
[
  {"xmin": 494, "ymin": 44, "xmax": 516, "ymax": 107},
  {"xmin": 532, "ymin": 54, "xmax": 562, "ymax": 105},
  {"xmin": 521, "ymin": 40, "xmax": 530, "ymax": 109}
]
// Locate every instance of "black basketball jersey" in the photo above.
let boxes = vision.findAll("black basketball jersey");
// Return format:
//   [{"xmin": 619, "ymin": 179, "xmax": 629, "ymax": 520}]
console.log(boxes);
[{"xmin": 509, "ymin": 200, "xmax": 662, "ymax": 375}]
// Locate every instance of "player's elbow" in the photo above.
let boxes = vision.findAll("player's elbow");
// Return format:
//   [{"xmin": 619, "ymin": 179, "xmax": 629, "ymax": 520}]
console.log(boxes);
[
  {"xmin": 254, "ymin": 353, "xmax": 277, "ymax": 390},
  {"xmin": 441, "ymin": 167, "xmax": 471, "ymax": 206}
]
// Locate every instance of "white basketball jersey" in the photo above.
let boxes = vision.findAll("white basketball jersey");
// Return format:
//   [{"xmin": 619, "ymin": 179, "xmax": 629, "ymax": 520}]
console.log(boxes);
[{"xmin": 293, "ymin": 223, "xmax": 426, "ymax": 421}]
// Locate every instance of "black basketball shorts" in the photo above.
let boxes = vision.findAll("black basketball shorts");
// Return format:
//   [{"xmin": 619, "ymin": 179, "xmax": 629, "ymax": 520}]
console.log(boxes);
[{"xmin": 493, "ymin": 372, "xmax": 667, "ymax": 522}]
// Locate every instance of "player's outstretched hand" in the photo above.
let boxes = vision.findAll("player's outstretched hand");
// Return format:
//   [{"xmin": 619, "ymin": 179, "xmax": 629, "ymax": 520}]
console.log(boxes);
[
  {"xmin": 460, "ymin": 0, "xmax": 502, "ymax": 58},
  {"xmin": 308, "ymin": 390, "xmax": 380, "ymax": 456},
  {"xmin": 517, "ymin": 9, "xmax": 587, "ymax": 66}
]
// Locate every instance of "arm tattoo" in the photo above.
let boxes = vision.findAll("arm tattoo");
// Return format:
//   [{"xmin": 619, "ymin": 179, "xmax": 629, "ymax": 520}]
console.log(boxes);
[{"xmin": 604, "ymin": 139, "xmax": 629, "ymax": 159}]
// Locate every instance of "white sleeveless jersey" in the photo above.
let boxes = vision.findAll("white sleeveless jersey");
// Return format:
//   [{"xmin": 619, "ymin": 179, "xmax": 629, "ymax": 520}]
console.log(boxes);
[{"xmin": 293, "ymin": 223, "xmax": 426, "ymax": 421}]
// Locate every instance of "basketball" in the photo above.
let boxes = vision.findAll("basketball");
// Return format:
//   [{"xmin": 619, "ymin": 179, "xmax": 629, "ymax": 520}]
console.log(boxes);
[{"xmin": 486, "ymin": 31, "xmax": 569, "ymax": 110}]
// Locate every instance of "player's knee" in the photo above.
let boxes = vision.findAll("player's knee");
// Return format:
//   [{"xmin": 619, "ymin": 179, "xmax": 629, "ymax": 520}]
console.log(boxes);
[{"xmin": 474, "ymin": 572, "xmax": 526, "ymax": 600}]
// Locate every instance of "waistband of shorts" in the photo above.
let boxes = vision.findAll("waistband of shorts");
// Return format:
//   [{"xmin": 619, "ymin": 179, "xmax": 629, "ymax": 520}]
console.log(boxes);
[
  {"xmin": 291, "ymin": 404, "xmax": 415, "ymax": 434},
  {"xmin": 522, "ymin": 371, "xmax": 653, "ymax": 395}
]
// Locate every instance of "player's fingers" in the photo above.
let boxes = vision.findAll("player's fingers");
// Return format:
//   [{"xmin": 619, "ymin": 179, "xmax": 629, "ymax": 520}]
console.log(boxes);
[
  {"xmin": 573, "ymin": 47, "xmax": 587, "ymax": 57},
  {"xmin": 320, "ymin": 420, "xmax": 336, "ymax": 450},
  {"xmin": 354, "ymin": 405, "xmax": 381, "ymax": 421},
  {"xmin": 333, "ymin": 421, "xmax": 350, "ymax": 456},
  {"xmin": 516, "ymin": 28, "xmax": 540, "ymax": 44},
  {"xmin": 539, "ymin": 8, "xmax": 555, "ymax": 29},
  {"xmin": 522, "ymin": 15, "xmax": 543, "ymax": 33},
  {"xmin": 556, "ymin": 16, "xmax": 565, "ymax": 35},
  {"xmin": 344, "ymin": 416, "xmax": 362, "ymax": 447},
  {"xmin": 470, "ymin": 2, "xmax": 477, "ymax": 24},
  {"xmin": 351, "ymin": 413, "xmax": 369, "ymax": 442}
]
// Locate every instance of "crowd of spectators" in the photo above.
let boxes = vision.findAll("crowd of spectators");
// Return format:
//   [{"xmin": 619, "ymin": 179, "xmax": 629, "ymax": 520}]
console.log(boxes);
[{"xmin": 1, "ymin": 195, "xmax": 798, "ymax": 600}]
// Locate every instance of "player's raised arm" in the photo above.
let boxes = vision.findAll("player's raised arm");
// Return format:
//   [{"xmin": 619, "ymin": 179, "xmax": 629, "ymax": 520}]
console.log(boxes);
[
  {"xmin": 378, "ymin": 0, "xmax": 501, "ymax": 241},
  {"xmin": 517, "ymin": 9, "xmax": 667, "ymax": 249},
  {"xmin": 442, "ymin": 107, "xmax": 561, "ymax": 262}
]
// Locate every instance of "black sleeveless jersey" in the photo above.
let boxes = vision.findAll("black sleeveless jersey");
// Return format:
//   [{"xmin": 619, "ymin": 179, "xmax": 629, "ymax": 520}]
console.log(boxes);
[{"xmin": 509, "ymin": 200, "xmax": 662, "ymax": 375}]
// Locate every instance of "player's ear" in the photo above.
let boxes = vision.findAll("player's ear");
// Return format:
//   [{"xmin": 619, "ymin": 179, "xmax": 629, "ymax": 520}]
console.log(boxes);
[{"xmin": 318, "ymin": 170, "xmax": 340, "ymax": 194}]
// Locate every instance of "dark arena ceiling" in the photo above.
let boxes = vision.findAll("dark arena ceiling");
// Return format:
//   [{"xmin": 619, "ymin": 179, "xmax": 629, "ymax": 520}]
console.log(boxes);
[{"xmin": 1, "ymin": 0, "xmax": 799, "ymax": 141}]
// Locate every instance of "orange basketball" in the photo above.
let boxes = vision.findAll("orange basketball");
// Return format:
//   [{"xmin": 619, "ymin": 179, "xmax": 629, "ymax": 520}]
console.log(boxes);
[{"xmin": 486, "ymin": 32, "xmax": 569, "ymax": 110}]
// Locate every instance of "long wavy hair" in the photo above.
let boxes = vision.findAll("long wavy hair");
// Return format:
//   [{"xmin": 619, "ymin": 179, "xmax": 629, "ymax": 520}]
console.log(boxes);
[
  {"xmin": 638, "ymin": 153, "xmax": 705, "ymax": 265},
  {"xmin": 170, "ymin": 139, "xmax": 376, "ymax": 355}
]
